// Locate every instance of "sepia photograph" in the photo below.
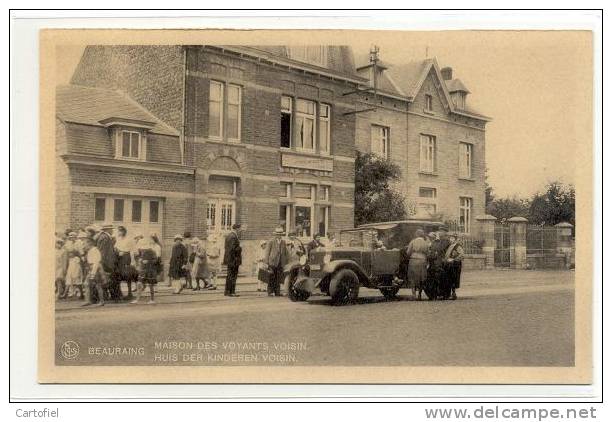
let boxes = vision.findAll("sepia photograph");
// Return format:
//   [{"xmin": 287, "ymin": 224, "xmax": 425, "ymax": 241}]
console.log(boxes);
[{"xmin": 36, "ymin": 27, "xmax": 593, "ymax": 384}]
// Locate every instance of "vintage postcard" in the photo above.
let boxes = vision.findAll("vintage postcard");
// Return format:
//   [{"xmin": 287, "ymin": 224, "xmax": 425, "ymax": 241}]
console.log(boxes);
[{"xmin": 38, "ymin": 28, "xmax": 593, "ymax": 384}]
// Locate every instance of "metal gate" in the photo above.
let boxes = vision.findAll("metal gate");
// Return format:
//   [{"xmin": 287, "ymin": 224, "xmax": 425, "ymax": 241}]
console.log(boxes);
[{"xmin": 494, "ymin": 223, "xmax": 511, "ymax": 267}]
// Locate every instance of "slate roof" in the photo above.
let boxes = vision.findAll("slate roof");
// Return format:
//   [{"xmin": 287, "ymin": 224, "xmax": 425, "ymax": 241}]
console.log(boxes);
[
  {"xmin": 56, "ymin": 84, "xmax": 179, "ymax": 136},
  {"xmin": 228, "ymin": 45, "xmax": 361, "ymax": 80},
  {"xmin": 446, "ymin": 78, "xmax": 470, "ymax": 93}
]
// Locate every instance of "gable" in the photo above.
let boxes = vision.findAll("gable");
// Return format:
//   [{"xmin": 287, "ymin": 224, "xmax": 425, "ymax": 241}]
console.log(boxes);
[{"xmin": 412, "ymin": 69, "xmax": 451, "ymax": 115}]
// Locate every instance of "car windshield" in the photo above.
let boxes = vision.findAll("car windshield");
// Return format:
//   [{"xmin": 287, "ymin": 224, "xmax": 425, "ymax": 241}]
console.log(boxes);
[{"xmin": 339, "ymin": 229, "xmax": 378, "ymax": 249}]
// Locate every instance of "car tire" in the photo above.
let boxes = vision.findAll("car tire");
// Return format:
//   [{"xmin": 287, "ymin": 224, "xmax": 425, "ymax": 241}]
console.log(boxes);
[
  {"xmin": 380, "ymin": 286, "xmax": 400, "ymax": 300},
  {"xmin": 286, "ymin": 273, "xmax": 310, "ymax": 302},
  {"xmin": 329, "ymin": 269, "xmax": 360, "ymax": 305}
]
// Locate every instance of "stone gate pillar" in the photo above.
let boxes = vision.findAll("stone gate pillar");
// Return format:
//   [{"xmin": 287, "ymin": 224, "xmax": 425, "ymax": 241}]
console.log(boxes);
[
  {"xmin": 475, "ymin": 214, "xmax": 497, "ymax": 269},
  {"xmin": 508, "ymin": 216, "xmax": 528, "ymax": 269},
  {"xmin": 555, "ymin": 222, "xmax": 574, "ymax": 269}
]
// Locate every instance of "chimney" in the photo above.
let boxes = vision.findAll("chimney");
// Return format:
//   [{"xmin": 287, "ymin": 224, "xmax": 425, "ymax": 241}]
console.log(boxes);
[{"xmin": 441, "ymin": 67, "xmax": 453, "ymax": 81}]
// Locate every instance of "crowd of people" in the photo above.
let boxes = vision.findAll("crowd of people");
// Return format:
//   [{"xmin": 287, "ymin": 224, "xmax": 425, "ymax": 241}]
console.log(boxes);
[
  {"xmin": 54, "ymin": 223, "xmax": 238, "ymax": 306},
  {"xmin": 398, "ymin": 226, "xmax": 464, "ymax": 301},
  {"xmin": 54, "ymin": 221, "xmax": 463, "ymax": 306}
]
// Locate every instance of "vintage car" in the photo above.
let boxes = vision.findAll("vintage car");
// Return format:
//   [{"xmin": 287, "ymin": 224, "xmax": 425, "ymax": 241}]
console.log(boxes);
[{"xmin": 285, "ymin": 219, "xmax": 445, "ymax": 304}]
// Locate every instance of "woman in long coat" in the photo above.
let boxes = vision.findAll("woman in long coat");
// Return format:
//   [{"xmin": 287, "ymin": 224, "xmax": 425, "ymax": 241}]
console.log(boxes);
[
  {"xmin": 404, "ymin": 229, "xmax": 430, "ymax": 300},
  {"xmin": 445, "ymin": 235, "xmax": 465, "ymax": 300},
  {"xmin": 168, "ymin": 234, "xmax": 188, "ymax": 293},
  {"xmin": 191, "ymin": 237, "xmax": 211, "ymax": 290},
  {"xmin": 206, "ymin": 234, "xmax": 221, "ymax": 290}
]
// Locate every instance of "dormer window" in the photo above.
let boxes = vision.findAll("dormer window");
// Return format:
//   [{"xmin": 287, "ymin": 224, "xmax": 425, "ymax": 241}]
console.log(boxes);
[
  {"xmin": 114, "ymin": 129, "xmax": 146, "ymax": 161},
  {"xmin": 121, "ymin": 131, "xmax": 141, "ymax": 159},
  {"xmin": 452, "ymin": 92, "xmax": 466, "ymax": 110}
]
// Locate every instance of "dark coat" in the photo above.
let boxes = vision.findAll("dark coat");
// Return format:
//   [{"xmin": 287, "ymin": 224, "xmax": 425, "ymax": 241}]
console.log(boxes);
[
  {"xmin": 168, "ymin": 242, "xmax": 188, "ymax": 279},
  {"xmin": 223, "ymin": 231, "xmax": 242, "ymax": 268},
  {"xmin": 264, "ymin": 238, "xmax": 289, "ymax": 269},
  {"xmin": 96, "ymin": 231, "xmax": 116, "ymax": 273}
]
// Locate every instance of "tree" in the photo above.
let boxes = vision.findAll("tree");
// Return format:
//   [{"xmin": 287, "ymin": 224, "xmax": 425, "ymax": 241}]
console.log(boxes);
[
  {"xmin": 354, "ymin": 152, "xmax": 407, "ymax": 226},
  {"xmin": 487, "ymin": 196, "xmax": 531, "ymax": 221},
  {"xmin": 529, "ymin": 181, "xmax": 575, "ymax": 226}
]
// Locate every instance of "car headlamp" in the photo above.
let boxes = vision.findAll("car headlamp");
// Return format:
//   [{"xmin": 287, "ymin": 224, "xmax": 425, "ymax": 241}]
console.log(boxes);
[{"xmin": 299, "ymin": 254, "xmax": 308, "ymax": 265}]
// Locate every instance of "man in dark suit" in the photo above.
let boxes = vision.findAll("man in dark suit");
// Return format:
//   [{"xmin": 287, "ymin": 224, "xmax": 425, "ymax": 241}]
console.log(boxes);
[
  {"xmin": 263, "ymin": 226, "xmax": 289, "ymax": 297},
  {"xmin": 223, "ymin": 223, "xmax": 242, "ymax": 297}
]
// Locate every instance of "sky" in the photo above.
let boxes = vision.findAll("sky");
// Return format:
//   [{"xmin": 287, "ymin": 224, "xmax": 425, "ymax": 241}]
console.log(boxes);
[{"xmin": 56, "ymin": 31, "xmax": 592, "ymax": 198}]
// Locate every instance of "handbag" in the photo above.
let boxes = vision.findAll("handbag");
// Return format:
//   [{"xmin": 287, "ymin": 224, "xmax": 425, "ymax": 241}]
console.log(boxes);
[{"xmin": 257, "ymin": 267, "xmax": 273, "ymax": 284}]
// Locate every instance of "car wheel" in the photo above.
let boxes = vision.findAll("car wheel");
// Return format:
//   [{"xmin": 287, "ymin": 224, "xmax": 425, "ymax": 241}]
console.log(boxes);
[
  {"xmin": 329, "ymin": 269, "xmax": 360, "ymax": 305},
  {"xmin": 380, "ymin": 286, "xmax": 400, "ymax": 300},
  {"xmin": 285, "ymin": 273, "xmax": 310, "ymax": 302}
]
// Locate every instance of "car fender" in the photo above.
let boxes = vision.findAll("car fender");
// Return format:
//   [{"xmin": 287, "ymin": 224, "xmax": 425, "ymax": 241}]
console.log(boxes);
[{"xmin": 323, "ymin": 260, "xmax": 370, "ymax": 285}]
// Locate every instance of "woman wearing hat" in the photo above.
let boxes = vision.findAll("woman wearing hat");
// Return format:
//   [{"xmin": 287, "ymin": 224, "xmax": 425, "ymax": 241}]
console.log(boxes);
[
  {"xmin": 404, "ymin": 229, "xmax": 430, "ymax": 300},
  {"xmin": 191, "ymin": 236, "xmax": 213, "ymax": 291},
  {"xmin": 206, "ymin": 234, "xmax": 221, "ymax": 290},
  {"xmin": 168, "ymin": 234, "xmax": 188, "ymax": 294}
]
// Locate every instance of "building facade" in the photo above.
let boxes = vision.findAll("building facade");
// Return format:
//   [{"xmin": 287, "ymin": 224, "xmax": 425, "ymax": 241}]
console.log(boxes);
[
  {"xmin": 355, "ymin": 55, "xmax": 490, "ymax": 233},
  {"xmin": 59, "ymin": 45, "xmax": 363, "ymax": 268}
]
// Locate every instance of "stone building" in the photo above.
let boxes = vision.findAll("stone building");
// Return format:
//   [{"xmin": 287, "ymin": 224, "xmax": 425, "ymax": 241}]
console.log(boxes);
[
  {"xmin": 58, "ymin": 45, "xmax": 364, "ymax": 268},
  {"xmin": 355, "ymin": 54, "xmax": 490, "ymax": 233}
]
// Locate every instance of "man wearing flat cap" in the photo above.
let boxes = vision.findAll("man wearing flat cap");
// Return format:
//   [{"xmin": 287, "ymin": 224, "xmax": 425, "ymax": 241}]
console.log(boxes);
[{"xmin": 223, "ymin": 223, "xmax": 242, "ymax": 297}]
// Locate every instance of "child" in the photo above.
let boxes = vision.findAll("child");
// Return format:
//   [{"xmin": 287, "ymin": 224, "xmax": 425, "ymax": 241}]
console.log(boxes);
[{"xmin": 132, "ymin": 235, "xmax": 160, "ymax": 304}]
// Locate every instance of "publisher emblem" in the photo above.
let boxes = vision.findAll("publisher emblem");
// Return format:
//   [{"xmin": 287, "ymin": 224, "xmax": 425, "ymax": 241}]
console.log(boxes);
[{"xmin": 60, "ymin": 341, "xmax": 80, "ymax": 360}]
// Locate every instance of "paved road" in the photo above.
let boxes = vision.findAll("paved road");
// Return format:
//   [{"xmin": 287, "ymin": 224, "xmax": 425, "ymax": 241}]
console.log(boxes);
[{"xmin": 55, "ymin": 270, "xmax": 574, "ymax": 367}]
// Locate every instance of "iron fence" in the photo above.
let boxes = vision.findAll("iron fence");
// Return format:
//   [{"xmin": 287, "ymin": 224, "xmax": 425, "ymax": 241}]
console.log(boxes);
[{"xmin": 526, "ymin": 225, "xmax": 558, "ymax": 256}]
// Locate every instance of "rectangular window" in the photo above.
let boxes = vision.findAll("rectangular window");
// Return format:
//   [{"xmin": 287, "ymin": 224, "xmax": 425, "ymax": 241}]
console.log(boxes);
[
  {"xmin": 121, "ymin": 131, "xmax": 141, "ymax": 159},
  {"xmin": 149, "ymin": 201, "xmax": 159, "ymax": 223},
  {"xmin": 131, "ymin": 200, "xmax": 142, "ymax": 223},
  {"xmin": 459, "ymin": 197, "xmax": 473, "ymax": 233},
  {"xmin": 425, "ymin": 94, "xmax": 433, "ymax": 111},
  {"xmin": 319, "ymin": 104, "xmax": 330, "ymax": 154},
  {"xmin": 317, "ymin": 206, "xmax": 330, "ymax": 237},
  {"xmin": 279, "ymin": 205, "xmax": 290, "ymax": 233},
  {"xmin": 220, "ymin": 203, "xmax": 234, "ymax": 231},
  {"xmin": 420, "ymin": 135, "xmax": 436, "ymax": 173},
  {"xmin": 113, "ymin": 199, "xmax": 124, "ymax": 221},
  {"xmin": 371, "ymin": 125, "xmax": 390, "ymax": 158},
  {"xmin": 94, "ymin": 198, "xmax": 106, "ymax": 221},
  {"xmin": 280, "ymin": 182, "xmax": 292, "ymax": 198},
  {"xmin": 295, "ymin": 206, "xmax": 312, "ymax": 238},
  {"xmin": 319, "ymin": 185, "xmax": 330, "ymax": 201},
  {"xmin": 459, "ymin": 142, "xmax": 473, "ymax": 178},
  {"xmin": 209, "ymin": 80, "xmax": 223, "ymax": 138},
  {"xmin": 227, "ymin": 84, "xmax": 241, "ymax": 141},
  {"xmin": 281, "ymin": 96, "xmax": 292, "ymax": 148},
  {"xmin": 206, "ymin": 202, "xmax": 217, "ymax": 231},
  {"xmin": 419, "ymin": 187, "xmax": 437, "ymax": 199},
  {"xmin": 294, "ymin": 99, "xmax": 316, "ymax": 151}
]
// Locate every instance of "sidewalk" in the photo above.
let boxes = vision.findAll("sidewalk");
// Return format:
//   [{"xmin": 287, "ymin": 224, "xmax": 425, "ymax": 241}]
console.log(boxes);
[{"xmin": 54, "ymin": 269, "xmax": 573, "ymax": 312}]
